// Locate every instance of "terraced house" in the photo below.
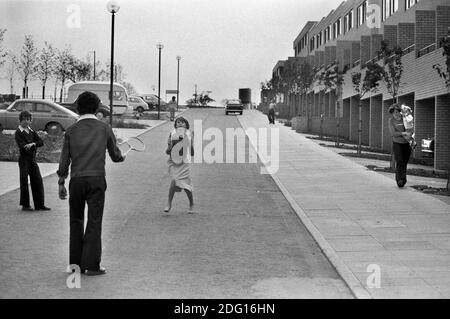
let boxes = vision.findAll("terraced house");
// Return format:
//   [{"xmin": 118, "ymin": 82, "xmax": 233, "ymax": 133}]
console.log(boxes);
[{"xmin": 264, "ymin": 0, "xmax": 450, "ymax": 171}]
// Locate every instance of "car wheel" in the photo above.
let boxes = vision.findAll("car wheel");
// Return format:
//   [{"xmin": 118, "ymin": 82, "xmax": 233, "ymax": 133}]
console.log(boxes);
[
  {"xmin": 46, "ymin": 122, "xmax": 63, "ymax": 136},
  {"xmin": 225, "ymin": 111, "xmax": 229, "ymax": 115},
  {"xmin": 136, "ymin": 106, "xmax": 144, "ymax": 114},
  {"xmin": 240, "ymin": 112, "xmax": 243, "ymax": 115}
]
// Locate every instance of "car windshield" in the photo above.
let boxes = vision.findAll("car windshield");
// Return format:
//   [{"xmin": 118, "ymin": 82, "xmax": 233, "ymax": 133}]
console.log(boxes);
[{"xmin": 227, "ymin": 99, "xmax": 241, "ymax": 104}]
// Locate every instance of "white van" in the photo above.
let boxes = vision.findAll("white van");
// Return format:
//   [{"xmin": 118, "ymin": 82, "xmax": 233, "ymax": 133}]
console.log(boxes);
[{"xmin": 66, "ymin": 81, "xmax": 133, "ymax": 115}]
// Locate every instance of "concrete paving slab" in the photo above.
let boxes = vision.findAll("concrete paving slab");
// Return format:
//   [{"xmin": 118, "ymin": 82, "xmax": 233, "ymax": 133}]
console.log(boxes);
[{"xmin": 238, "ymin": 110, "xmax": 450, "ymax": 299}]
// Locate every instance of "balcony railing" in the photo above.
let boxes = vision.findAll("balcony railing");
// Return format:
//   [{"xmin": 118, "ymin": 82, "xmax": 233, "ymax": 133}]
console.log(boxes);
[
  {"xmin": 417, "ymin": 43, "xmax": 436, "ymax": 58},
  {"xmin": 352, "ymin": 59, "xmax": 361, "ymax": 68},
  {"xmin": 402, "ymin": 44, "xmax": 415, "ymax": 56}
]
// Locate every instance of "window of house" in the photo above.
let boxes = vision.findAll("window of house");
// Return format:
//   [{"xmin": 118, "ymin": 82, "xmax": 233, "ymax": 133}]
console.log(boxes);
[
  {"xmin": 382, "ymin": 0, "xmax": 399, "ymax": 21},
  {"xmin": 405, "ymin": 0, "xmax": 420, "ymax": 10},
  {"xmin": 337, "ymin": 18, "xmax": 341, "ymax": 36},
  {"xmin": 357, "ymin": 1, "xmax": 368, "ymax": 27},
  {"xmin": 344, "ymin": 15, "xmax": 348, "ymax": 34},
  {"xmin": 348, "ymin": 10, "xmax": 354, "ymax": 30}
]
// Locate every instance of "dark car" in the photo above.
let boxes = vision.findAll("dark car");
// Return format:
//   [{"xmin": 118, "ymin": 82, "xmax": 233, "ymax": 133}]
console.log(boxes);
[
  {"xmin": 140, "ymin": 94, "xmax": 168, "ymax": 111},
  {"xmin": 59, "ymin": 102, "xmax": 111, "ymax": 119},
  {"xmin": 225, "ymin": 99, "xmax": 243, "ymax": 115}
]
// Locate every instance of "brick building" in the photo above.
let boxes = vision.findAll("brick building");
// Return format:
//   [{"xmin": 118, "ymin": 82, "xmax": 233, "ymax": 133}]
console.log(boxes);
[{"xmin": 266, "ymin": 0, "xmax": 450, "ymax": 171}]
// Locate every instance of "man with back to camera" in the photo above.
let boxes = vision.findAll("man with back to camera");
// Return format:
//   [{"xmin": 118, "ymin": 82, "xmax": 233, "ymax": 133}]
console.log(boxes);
[{"xmin": 57, "ymin": 91, "xmax": 125, "ymax": 276}]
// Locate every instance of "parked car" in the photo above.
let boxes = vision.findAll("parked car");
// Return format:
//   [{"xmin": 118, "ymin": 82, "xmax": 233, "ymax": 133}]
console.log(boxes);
[
  {"xmin": 0, "ymin": 102, "xmax": 10, "ymax": 110},
  {"xmin": 0, "ymin": 99, "xmax": 79, "ymax": 135},
  {"xmin": 225, "ymin": 99, "xmax": 243, "ymax": 115},
  {"xmin": 59, "ymin": 101, "xmax": 111, "ymax": 119},
  {"xmin": 140, "ymin": 94, "xmax": 168, "ymax": 111},
  {"xmin": 128, "ymin": 96, "xmax": 149, "ymax": 113}
]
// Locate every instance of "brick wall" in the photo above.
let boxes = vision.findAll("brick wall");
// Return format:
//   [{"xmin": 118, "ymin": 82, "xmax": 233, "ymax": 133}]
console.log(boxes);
[
  {"xmin": 330, "ymin": 46, "xmax": 337, "ymax": 64},
  {"xmin": 381, "ymin": 99, "xmax": 394, "ymax": 152},
  {"xmin": 314, "ymin": 93, "xmax": 319, "ymax": 117},
  {"xmin": 437, "ymin": 6, "xmax": 450, "ymax": 41},
  {"xmin": 341, "ymin": 98, "xmax": 350, "ymax": 139},
  {"xmin": 318, "ymin": 51, "xmax": 325, "ymax": 67},
  {"xmin": 415, "ymin": 10, "xmax": 436, "ymax": 55},
  {"xmin": 361, "ymin": 36, "xmax": 371, "ymax": 65},
  {"xmin": 414, "ymin": 98, "xmax": 435, "ymax": 159},
  {"xmin": 369, "ymin": 95, "xmax": 382, "ymax": 148},
  {"xmin": 349, "ymin": 96, "xmax": 360, "ymax": 142},
  {"xmin": 398, "ymin": 23, "xmax": 415, "ymax": 49},
  {"xmin": 324, "ymin": 93, "xmax": 330, "ymax": 117},
  {"xmin": 435, "ymin": 94, "xmax": 450, "ymax": 170},
  {"xmin": 371, "ymin": 34, "xmax": 383, "ymax": 59},
  {"xmin": 329, "ymin": 93, "xmax": 336, "ymax": 118},
  {"xmin": 351, "ymin": 42, "xmax": 360, "ymax": 64},
  {"xmin": 344, "ymin": 49, "xmax": 351, "ymax": 68},
  {"xmin": 362, "ymin": 99, "xmax": 370, "ymax": 145},
  {"xmin": 325, "ymin": 46, "xmax": 332, "ymax": 66},
  {"xmin": 319, "ymin": 91, "xmax": 325, "ymax": 116},
  {"xmin": 324, "ymin": 118, "xmax": 336, "ymax": 136},
  {"xmin": 337, "ymin": 41, "xmax": 353, "ymax": 69},
  {"xmin": 384, "ymin": 25, "xmax": 398, "ymax": 49}
]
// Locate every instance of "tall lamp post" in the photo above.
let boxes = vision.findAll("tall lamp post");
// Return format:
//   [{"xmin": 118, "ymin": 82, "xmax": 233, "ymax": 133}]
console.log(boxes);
[
  {"xmin": 156, "ymin": 43, "xmax": 164, "ymax": 120},
  {"xmin": 89, "ymin": 50, "xmax": 96, "ymax": 80},
  {"xmin": 176, "ymin": 55, "xmax": 181, "ymax": 111},
  {"xmin": 107, "ymin": 0, "xmax": 120, "ymax": 127}
]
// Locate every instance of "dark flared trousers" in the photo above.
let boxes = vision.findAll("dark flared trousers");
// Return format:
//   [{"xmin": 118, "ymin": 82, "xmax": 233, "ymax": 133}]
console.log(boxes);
[
  {"xmin": 392, "ymin": 142, "xmax": 411, "ymax": 183},
  {"xmin": 268, "ymin": 110, "xmax": 275, "ymax": 124},
  {"xmin": 69, "ymin": 176, "xmax": 107, "ymax": 271},
  {"xmin": 18, "ymin": 159, "xmax": 44, "ymax": 208}
]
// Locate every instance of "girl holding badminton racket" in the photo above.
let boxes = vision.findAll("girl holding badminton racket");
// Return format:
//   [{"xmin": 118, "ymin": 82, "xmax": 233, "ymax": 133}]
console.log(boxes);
[{"xmin": 164, "ymin": 117, "xmax": 194, "ymax": 213}]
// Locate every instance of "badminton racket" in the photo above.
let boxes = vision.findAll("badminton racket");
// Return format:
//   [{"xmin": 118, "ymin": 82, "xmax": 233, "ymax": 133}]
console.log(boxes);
[{"xmin": 118, "ymin": 136, "xmax": 146, "ymax": 156}]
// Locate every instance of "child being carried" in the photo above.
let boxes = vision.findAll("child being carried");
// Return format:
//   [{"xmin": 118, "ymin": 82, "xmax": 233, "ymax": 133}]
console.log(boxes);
[{"xmin": 400, "ymin": 104, "xmax": 416, "ymax": 149}]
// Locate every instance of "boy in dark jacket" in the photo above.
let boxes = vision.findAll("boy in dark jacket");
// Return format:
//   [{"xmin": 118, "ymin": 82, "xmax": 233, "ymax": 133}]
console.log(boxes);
[{"xmin": 15, "ymin": 111, "xmax": 50, "ymax": 211}]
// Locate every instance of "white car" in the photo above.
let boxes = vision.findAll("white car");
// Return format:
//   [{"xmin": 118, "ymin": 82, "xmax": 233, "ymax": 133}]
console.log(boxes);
[{"xmin": 128, "ymin": 96, "xmax": 149, "ymax": 113}]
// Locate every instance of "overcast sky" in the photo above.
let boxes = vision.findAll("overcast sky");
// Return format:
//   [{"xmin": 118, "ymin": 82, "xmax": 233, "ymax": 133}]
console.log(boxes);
[{"xmin": 0, "ymin": 0, "xmax": 343, "ymax": 104}]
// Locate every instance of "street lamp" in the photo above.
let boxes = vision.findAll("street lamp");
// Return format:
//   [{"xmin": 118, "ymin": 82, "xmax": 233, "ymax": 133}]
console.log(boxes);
[
  {"xmin": 89, "ymin": 50, "xmax": 96, "ymax": 80},
  {"xmin": 156, "ymin": 43, "xmax": 164, "ymax": 120},
  {"xmin": 107, "ymin": 0, "xmax": 120, "ymax": 127},
  {"xmin": 176, "ymin": 55, "xmax": 181, "ymax": 111}
]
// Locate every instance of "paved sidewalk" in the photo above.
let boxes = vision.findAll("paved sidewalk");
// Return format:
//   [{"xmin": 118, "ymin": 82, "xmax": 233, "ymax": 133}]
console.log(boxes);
[{"xmin": 238, "ymin": 110, "xmax": 450, "ymax": 299}]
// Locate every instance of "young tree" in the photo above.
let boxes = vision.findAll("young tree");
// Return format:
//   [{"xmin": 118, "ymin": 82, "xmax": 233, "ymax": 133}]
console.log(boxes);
[
  {"xmin": 4, "ymin": 52, "xmax": 18, "ymax": 94},
  {"xmin": 0, "ymin": 29, "xmax": 7, "ymax": 68},
  {"xmin": 378, "ymin": 40, "xmax": 404, "ymax": 102},
  {"xmin": 260, "ymin": 79, "xmax": 274, "ymax": 104},
  {"xmin": 199, "ymin": 92, "xmax": 214, "ymax": 106},
  {"xmin": 432, "ymin": 30, "xmax": 450, "ymax": 190},
  {"xmin": 319, "ymin": 61, "xmax": 347, "ymax": 147},
  {"xmin": 54, "ymin": 47, "xmax": 73, "ymax": 102},
  {"xmin": 352, "ymin": 62, "xmax": 384, "ymax": 154},
  {"xmin": 37, "ymin": 42, "xmax": 56, "ymax": 99},
  {"xmin": 120, "ymin": 81, "xmax": 137, "ymax": 95},
  {"xmin": 67, "ymin": 57, "xmax": 92, "ymax": 83},
  {"xmin": 16, "ymin": 35, "xmax": 38, "ymax": 98},
  {"xmin": 297, "ymin": 62, "xmax": 315, "ymax": 118}
]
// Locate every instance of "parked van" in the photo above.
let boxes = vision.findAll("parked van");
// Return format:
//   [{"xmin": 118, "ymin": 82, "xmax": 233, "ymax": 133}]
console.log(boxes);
[{"xmin": 66, "ymin": 81, "xmax": 133, "ymax": 115}]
